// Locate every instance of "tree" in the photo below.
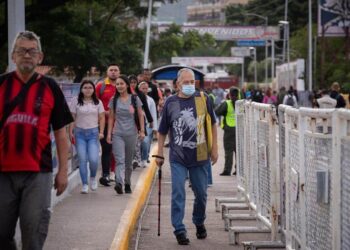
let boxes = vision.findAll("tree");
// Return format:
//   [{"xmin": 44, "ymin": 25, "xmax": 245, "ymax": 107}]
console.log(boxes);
[{"xmin": 0, "ymin": 0, "xmax": 153, "ymax": 80}]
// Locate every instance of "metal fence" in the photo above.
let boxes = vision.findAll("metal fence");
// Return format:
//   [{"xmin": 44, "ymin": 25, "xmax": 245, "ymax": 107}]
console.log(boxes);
[
  {"xmin": 236, "ymin": 100, "xmax": 279, "ymax": 240},
  {"xmin": 235, "ymin": 101, "xmax": 350, "ymax": 249}
]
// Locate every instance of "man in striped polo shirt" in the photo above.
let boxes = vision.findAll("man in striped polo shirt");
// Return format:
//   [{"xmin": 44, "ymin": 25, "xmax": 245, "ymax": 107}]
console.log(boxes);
[{"xmin": 0, "ymin": 31, "xmax": 73, "ymax": 250}]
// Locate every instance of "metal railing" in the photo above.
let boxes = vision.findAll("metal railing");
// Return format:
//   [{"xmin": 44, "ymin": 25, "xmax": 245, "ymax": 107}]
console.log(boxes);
[{"xmin": 235, "ymin": 101, "xmax": 350, "ymax": 249}]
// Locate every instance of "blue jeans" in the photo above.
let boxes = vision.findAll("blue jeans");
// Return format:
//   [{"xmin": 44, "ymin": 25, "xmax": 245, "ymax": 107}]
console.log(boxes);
[
  {"xmin": 141, "ymin": 127, "xmax": 153, "ymax": 161},
  {"xmin": 74, "ymin": 127, "xmax": 100, "ymax": 185},
  {"xmin": 207, "ymin": 162, "xmax": 213, "ymax": 185},
  {"xmin": 170, "ymin": 161, "xmax": 208, "ymax": 236}
]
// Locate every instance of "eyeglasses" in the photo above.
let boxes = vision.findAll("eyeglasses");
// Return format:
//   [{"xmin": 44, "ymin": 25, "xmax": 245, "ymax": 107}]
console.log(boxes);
[{"xmin": 14, "ymin": 48, "xmax": 40, "ymax": 57}]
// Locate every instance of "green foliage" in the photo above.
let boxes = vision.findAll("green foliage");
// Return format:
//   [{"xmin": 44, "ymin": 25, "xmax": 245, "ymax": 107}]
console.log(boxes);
[{"xmin": 1, "ymin": 0, "xmax": 148, "ymax": 80}]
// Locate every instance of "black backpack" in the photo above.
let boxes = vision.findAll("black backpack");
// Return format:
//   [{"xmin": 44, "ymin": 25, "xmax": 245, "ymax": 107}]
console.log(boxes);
[{"xmin": 285, "ymin": 94, "xmax": 294, "ymax": 106}]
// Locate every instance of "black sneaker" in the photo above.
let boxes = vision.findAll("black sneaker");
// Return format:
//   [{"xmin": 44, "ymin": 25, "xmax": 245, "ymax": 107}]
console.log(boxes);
[
  {"xmin": 124, "ymin": 184, "xmax": 132, "ymax": 193},
  {"xmin": 114, "ymin": 183, "xmax": 123, "ymax": 194},
  {"xmin": 220, "ymin": 171, "xmax": 230, "ymax": 176},
  {"xmin": 176, "ymin": 233, "xmax": 190, "ymax": 245},
  {"xmin": 99, "ymin": 177, "xmax": 110, "ymax": 186},
  {"xmin": 232, "ymin": 171, "xmax": 237, "ymax": 176},
  {"xmin": 196, "ymin": 224, "xmax": 207, "ymax": 239},
  {"xmin": 132, "ymin": 161, "xmax": 139, "ymax": 170}
]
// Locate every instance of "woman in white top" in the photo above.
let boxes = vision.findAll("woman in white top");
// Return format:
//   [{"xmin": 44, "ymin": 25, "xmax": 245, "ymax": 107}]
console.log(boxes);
[{"xmin": 69, "ymin": 80, "xmax": 105, "ymax": 193}]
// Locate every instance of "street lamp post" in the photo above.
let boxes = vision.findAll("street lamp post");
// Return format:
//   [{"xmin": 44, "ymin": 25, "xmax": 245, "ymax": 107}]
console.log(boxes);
[
  {"xmin": 8, "ymin": 0, "xmax": 25, "ymax": 72},
  {"xmin": 279, "ymin": 21, "xmax": 290, "ymax": 88},
  {"xmin": 244, "ymin": 13, "xmax": 268, "ymax": 85},
  {"xmin": 250, "ymin": 47, "xmax": 257, "ymax": 88},
  {"xmin": 143, "ymin": 0, "xmax": 153, "ymax": 69},
  {"xmin": 308, "ymin": 0, "xmax": 313, "ymax": 91}
]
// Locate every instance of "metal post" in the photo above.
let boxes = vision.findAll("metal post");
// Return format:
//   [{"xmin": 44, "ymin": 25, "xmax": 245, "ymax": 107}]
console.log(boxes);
[
  {"xmin": 313, "ymin": 36, "xmax": 317, "ymax": 90},
  {"xmin": 265, "ymin": 40, "xmax": 268, "ymax": 84},
  {"xmin": 264, "ymin": 18, "xmax": 268, "ymax": 85},
  {"xmin": 241, "ymin": 59, "xmax": 245, "ymax": 88},
  {"xmin": 271, "ymin": 39, "xmax": 275, "ymax": 80},
  {"xmin": 287, "ymin": 23, "xmax": 290, "ymax": 88},
  {"xmin": 254, "ymin": 48, "xmax": 257, "ymax": 88},
  {"xmin": 8, "ymin": 0, "xmax": 25, "ymax": 72},
  {"xmin": 308, "ymin": 0, "xmax": 313, "ymax": 91},
  {"xmin": 282, "ymin": 0, "xmax": 288, "ymax": 63},
  {"xmin": 143, "ymin": 0, "xmax": 153, "ymax": 69}
]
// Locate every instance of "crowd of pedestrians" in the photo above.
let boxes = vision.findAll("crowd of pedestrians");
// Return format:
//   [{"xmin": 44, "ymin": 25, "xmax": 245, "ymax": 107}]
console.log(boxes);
[{"xmin": 1, "ymin": 30, "xmax": 349, "ymax": 249}]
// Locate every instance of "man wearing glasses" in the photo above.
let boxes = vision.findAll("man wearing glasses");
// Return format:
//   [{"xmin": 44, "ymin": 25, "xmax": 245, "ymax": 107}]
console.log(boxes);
[
  {"xmin": 156, "ymin": 68, "xmax": 218, "ymax": 245},
  {"xmin": 0, "ymin": 31, "xmax": 73, "ymax": 249}
]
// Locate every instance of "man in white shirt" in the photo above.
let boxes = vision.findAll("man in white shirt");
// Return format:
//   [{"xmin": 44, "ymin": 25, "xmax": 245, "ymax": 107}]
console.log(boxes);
[{"xmin": 317, "ymin": 89, "xmax": 337, "ymax": 109}]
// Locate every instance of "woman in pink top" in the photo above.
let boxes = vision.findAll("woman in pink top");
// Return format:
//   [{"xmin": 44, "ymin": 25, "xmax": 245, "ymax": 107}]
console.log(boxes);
[
  {"xmin": 69, "ymin": 80, "xmax": 105, "ymax": 193},
  {"xmin": 263, "ymin": 88, "xmax": 277, "ymax": 105}
]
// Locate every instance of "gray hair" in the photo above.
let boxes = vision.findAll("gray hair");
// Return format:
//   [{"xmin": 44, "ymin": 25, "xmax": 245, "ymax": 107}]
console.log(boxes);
[
  {"xmin": 177, "ymin": 68, "xmax": 195, "ymax": 81},
  {"xmin": 11, "ymin": 31, "xmax": 42, "ymax": 54}
]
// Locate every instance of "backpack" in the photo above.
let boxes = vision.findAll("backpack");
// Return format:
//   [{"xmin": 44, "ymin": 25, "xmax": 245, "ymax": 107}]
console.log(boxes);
[
  {"xmin": 113, "ymin": 94, "xmax": 145, "ymax": 134},
  {"xmin": 285, "ymin": 94, "xmax": 294, "ymax": 106}
]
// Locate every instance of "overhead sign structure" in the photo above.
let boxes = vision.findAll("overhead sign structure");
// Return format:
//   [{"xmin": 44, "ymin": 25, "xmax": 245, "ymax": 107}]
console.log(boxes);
[
  {"xmin": 237, "ymin": 40, "xmax": 266, "ymax": 47},
  {"xmin": 171, "ymin": 57, "xmax": 243, "ymax": 65},
  {"xmin": 158, "ymin": 25, "xmax": 280, "ymax": 41},
  {"xmin": 231, "ymin": 47, "xmax": 251, "ymax": 57}
]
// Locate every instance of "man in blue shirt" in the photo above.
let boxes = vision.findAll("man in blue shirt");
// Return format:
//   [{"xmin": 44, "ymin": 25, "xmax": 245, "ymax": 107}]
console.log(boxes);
[{"xmin": 156, "ymin": 68, "xmax": 218, "ymax": 245}]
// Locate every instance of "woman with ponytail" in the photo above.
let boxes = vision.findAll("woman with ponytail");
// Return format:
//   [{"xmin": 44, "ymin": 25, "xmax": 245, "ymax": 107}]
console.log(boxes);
[{"xmin": 106, "ymin": 75, "xmax": 145, "ymax": 194}]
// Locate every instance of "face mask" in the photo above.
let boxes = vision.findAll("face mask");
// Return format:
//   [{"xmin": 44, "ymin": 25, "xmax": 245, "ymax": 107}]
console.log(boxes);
[{"xmin": 182, "ymin": 85, "xmax": 195, "ymax": 96}]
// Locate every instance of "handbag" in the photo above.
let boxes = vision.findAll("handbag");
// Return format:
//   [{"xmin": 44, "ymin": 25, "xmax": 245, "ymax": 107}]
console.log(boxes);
[{"xmin": 200, "ymin": 91, "xmax": 212, "ymax": 153}]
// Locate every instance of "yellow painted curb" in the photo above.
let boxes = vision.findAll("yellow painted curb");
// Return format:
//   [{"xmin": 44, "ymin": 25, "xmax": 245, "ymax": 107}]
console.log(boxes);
[{"xmin": 109, "ymin": 145, "xmax": 159, "ymax": 250}]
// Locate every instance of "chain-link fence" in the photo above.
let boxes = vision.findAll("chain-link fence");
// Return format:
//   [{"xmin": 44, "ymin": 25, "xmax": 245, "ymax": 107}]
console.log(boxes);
[
  {"xmin": 235, "ymin": 101, "xmax": 279, "ymax": 240},
  {"xmin": 235, "ymin": 102, "xmax": 350, "ymax": 249}
]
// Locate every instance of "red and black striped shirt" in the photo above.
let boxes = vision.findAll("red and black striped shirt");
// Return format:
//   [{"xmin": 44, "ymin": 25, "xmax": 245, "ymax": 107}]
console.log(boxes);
[{"xmin": 0, "ymin": 72, "xmax": 73, "ymax": 172}]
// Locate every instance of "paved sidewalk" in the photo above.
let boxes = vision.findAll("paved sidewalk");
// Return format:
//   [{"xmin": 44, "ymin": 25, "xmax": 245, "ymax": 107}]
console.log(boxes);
[
  {"xmin": 129, "ymin": 139, "xmax": 242, "ymax": 249},
  {"xmin": 44, "ymin": 128, "xmax": 284, "ymax": 249},
  {"xmin": 45, "ymin": 165, "xmax": 148, "ymax": 250}
]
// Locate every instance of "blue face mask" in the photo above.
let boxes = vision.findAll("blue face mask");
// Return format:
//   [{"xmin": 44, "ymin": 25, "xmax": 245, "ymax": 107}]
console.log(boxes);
[{"xmin": 182, "ymin": 85, "xmax": 195, "ymax": 96}]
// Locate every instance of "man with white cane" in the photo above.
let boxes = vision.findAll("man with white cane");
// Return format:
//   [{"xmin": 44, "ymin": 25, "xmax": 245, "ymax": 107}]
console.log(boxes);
[{"xmin": 155, "ymin": 68, "xmax": 218, "ymax": 245}]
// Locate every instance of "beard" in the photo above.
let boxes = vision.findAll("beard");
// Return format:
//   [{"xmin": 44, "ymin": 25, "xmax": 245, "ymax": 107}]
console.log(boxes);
[{"xmin": 18, "ymin": 62, "xmax": 35, "ymax": 74}]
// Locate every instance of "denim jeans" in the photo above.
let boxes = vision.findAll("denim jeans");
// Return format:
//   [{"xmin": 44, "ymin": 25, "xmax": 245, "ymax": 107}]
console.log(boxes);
[
  {"xmin": 141, "ymin": 127, "xmax": 153, "ymax": 161},
  {"xmin": 207, "ymin": 162, "xmax": 213, "ymax": 185},
  {"xmin": 170, "ymin": 161, "xmax": 208, "ymax": 236},
  {"xmin": 74, "ymin": 127, "xmax": 100, "ymax": 185}
]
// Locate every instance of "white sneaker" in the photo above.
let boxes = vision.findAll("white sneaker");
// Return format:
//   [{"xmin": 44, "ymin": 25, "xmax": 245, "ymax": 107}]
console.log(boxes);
[
  {"xmin": 90, "ymin": 178, "xmax": 98, "ymax": 191},
  {"xmin": 141, "ymin": 160, "xmax": 147, "ymax": 168},
  {"xmin": 81, "ymin": 184, "xmax": 89, "ymax": 194}
]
